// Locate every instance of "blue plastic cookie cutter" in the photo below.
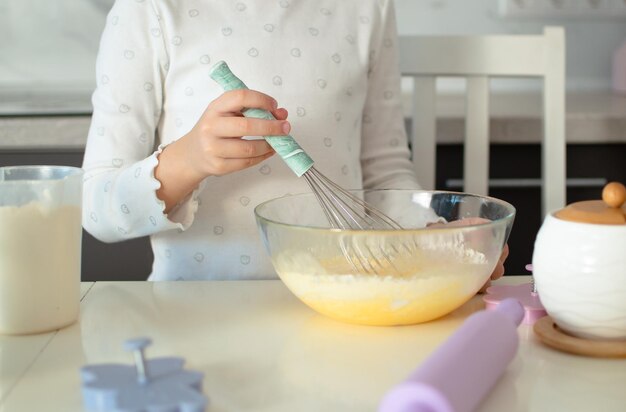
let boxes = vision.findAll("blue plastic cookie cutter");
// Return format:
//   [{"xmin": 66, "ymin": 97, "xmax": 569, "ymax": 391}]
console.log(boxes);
[{"xmin": 80, "ymin": 337, "xmax": 208, "ymax": 411}]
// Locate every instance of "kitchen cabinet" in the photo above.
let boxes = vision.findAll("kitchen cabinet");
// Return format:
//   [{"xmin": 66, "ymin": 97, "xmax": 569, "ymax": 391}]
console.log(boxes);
[
  {"xmin": 2, "ymin": 143, "xmax": 624, "ymax": 279},
  {"xmin": 1, "ymin": 91, "xmax": 625, "ymax": 280}
]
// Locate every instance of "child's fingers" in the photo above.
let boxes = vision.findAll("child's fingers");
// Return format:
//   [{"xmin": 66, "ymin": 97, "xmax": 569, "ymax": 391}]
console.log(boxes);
[
  {"xmin": 489, "ymin": 244, "xmax": 509, "ymax": 280},
  {"xmin": 211, "ymin": 89, "xmax": 279, "ymax": 114},
  {"xmin": 500, "ymin": 244, "xmax": 510, "ymax": 261},
  {"xmin": 478, "ymin": 280, "xmax": 492, "ymax": 293},
  {"xmin": 206, "ymin": 116, "xmax": 290, "ymax": 138},
  {"xmin": 212, "ymin": 152, "xmax": 275, "ymax": 176},
  {"xmin": 211, "ymin": 138, "xmax": 275, "ymax": 159},
  {"xmin": 443, "ymin": 217, "xmax": 491, "ymax": 227},
  {"xmin": 272, "ymin": 107, "xmax": 288, "ymax": 120},
  {"xmin": 490, "ymin": 261, "xmax": 505, "ymax": 280}
]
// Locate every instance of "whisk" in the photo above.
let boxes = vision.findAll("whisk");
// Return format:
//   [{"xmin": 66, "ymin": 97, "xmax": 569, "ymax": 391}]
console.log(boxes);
[{"xmin": 209, "ymin": 61, "xmax": 407, "ymax": 275}]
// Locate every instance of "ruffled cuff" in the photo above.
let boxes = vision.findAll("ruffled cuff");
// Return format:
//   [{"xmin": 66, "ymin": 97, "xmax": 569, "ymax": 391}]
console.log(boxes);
[{"xmin": 152, "ymin": 144, "xmax": 205, "ymax": 230}]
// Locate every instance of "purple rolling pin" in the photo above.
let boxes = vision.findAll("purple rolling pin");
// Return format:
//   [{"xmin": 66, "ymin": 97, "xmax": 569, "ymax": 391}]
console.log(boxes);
[{"xmin": 379, "ymin": 298, "xmax": 524, "ymax": 412}]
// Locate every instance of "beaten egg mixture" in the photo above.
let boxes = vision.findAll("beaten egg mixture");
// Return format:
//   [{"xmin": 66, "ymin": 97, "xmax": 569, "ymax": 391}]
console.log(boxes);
[{"xmin": 274, "ymin": 250, "xmax": 492, "ymax": 326}]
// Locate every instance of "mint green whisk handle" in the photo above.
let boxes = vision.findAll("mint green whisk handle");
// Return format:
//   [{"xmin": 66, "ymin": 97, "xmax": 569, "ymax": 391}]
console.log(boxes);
[{"xmin": 209, "ymin": 61, "xmax": 314, "ymax": 177}]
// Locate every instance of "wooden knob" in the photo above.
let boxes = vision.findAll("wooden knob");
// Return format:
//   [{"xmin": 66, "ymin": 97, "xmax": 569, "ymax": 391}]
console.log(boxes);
[
  {"xmin": 555, "ymin": 181, "xmax": 626, "ymax": 224},
  {"xmin": 603, "ymin": 182, "xmax": 626, "ymax": 208}
]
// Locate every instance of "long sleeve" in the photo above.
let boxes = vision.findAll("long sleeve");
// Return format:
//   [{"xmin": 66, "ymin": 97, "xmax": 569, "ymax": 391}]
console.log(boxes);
[
  {"xmin": 82, "ymin": 0, "xmax": 199, "ymax": 243},
  {"xmin": 81, "ymin": 0, "xmax": 437, "ymax": 280},
  {"xmin": 360, "ymin": 0, "xmax": 420, "ymax": 190}
]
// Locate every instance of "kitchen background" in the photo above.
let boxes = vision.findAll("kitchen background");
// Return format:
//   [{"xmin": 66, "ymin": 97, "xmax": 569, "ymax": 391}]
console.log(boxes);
[
  {"xmin": 2, "ymin": 0, "xmax": 626, "ymax": 98},
  {"xmin": 1, "ymin": 0, "xmax": 625, "ymax": 280}
]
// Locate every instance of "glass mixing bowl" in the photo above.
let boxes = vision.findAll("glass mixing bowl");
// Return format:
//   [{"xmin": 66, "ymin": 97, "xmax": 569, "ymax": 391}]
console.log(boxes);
[{"xmin": 255, "ymin": 190, "xmax": 515, "ymax": 326}]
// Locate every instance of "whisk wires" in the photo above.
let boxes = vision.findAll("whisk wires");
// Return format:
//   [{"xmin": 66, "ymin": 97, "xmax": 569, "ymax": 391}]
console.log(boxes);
[
  {"xmin": 303, "ymin": 167, "xmax": 403, "ymax": 231},
  {"xmin": 303, "ymin": 167, "xmax": 409, "ymax": 276}
]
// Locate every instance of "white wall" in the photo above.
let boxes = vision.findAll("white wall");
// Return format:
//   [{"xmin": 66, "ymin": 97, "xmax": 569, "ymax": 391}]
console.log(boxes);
[
  {"xmin": 0, "ymin": 0, "xmax": 624, "ymax": 93},
  {"xmin": 395, "ymin": 0, "xmax": 626, "ymax": 90},
  {"xmin": 0, "ymin": 0, "xmax": 110, "ymax": 93}
]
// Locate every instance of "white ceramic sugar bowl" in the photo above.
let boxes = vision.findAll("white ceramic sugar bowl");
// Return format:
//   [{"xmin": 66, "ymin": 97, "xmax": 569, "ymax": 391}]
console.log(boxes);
[{"xmin": 532, "ymin": 182, "xmax": 626, "ymax": 340}]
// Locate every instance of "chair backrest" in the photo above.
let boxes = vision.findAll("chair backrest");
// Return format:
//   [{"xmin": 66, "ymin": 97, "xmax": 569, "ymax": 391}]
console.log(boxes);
[{"xmin": 398, "ymin": 27, "xmax": 566, "ymax": 217}]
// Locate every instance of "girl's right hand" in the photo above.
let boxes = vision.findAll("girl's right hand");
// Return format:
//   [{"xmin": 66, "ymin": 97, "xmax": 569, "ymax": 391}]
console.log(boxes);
[
  {"xmin": 181, "ymin": 89, "xmax": 290, "ymax": 179},
  {"xmin": 155, "ymin": 89, "xmax": 289, "ymax": 212}
]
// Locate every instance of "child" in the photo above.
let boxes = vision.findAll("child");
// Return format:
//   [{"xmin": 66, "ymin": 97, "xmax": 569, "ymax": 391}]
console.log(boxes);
[{"xmin": 82, "ymin": 0, "xmax": 508, "ymax": 282}]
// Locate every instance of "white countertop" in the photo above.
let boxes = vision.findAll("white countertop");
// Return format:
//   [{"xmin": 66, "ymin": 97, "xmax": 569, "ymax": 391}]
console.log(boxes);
[
  {"xmin": 0, "ymin": 91, "xmax": 625, "ymax": 150},
  {"xmin": 0, "ymin": 282, "xmax": 94, "ymax": 407},
  {"xmin": 1, "ymin": 276, "xmax": 624, "ymax": 412}
]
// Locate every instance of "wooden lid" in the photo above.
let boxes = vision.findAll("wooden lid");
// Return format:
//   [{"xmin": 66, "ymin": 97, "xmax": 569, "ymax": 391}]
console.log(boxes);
[{"xmin": 554, "ymin": 182, "xmax": 626, "ymax": 224}]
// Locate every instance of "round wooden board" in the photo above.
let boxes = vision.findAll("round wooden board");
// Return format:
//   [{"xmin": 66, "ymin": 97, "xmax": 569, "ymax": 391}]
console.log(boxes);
[{"xmin": 534, "ymin": 316, "xmax": 626, "ymax": 358}]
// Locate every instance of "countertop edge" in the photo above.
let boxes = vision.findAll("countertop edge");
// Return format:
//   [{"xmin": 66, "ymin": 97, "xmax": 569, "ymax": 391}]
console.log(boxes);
[{"xmin": 1, "ymin": 90, "xmax": 625, "ymax": 149}]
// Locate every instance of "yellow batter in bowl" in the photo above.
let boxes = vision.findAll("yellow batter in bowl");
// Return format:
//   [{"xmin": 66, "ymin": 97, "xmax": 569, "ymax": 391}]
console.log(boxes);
[
  {"xmin": 274, "ymin": 252, "xmax": 491, "ymax": 326},
  {"xmin": 255, "ymin": 189, "xmax": 515, "ymax": 326}
]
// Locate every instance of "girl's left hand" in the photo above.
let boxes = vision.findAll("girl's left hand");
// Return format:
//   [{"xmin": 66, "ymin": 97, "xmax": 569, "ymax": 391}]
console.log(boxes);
[
  {"xmin": 427, "ymin": 217, "xmax": 510, "ymax": 293},
  {"xmin": 480, "ymin": 243, "xmax": 509, "ymax": 293}
]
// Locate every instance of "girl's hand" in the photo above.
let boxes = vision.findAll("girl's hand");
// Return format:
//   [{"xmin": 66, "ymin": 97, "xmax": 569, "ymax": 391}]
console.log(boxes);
[
  {"xmin": 427, "ymin": 217, "xmax": 510, "ymax": 292},
  {"xmin": 480, "ymin": 243, "xmax": 509, "ymax": 293},
  {"xmin": 155, "ymin": 89, "xmax": 289, "ymax": 212},
  {"xmin": 181, "ymin": 89, "xmax": 289, "ymax": 178}
]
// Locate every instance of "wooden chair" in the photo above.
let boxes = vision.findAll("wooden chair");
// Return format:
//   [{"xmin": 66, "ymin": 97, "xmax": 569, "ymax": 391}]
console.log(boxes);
[{"xmin": 398, "ymin": 27, "xmax": 566, "ymax": 217}]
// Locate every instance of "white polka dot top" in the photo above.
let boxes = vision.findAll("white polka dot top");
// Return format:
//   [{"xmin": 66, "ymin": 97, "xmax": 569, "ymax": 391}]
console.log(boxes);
[{"xmin": 82, "ymin": 0, "xmax": 425, "ymax": 281}]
